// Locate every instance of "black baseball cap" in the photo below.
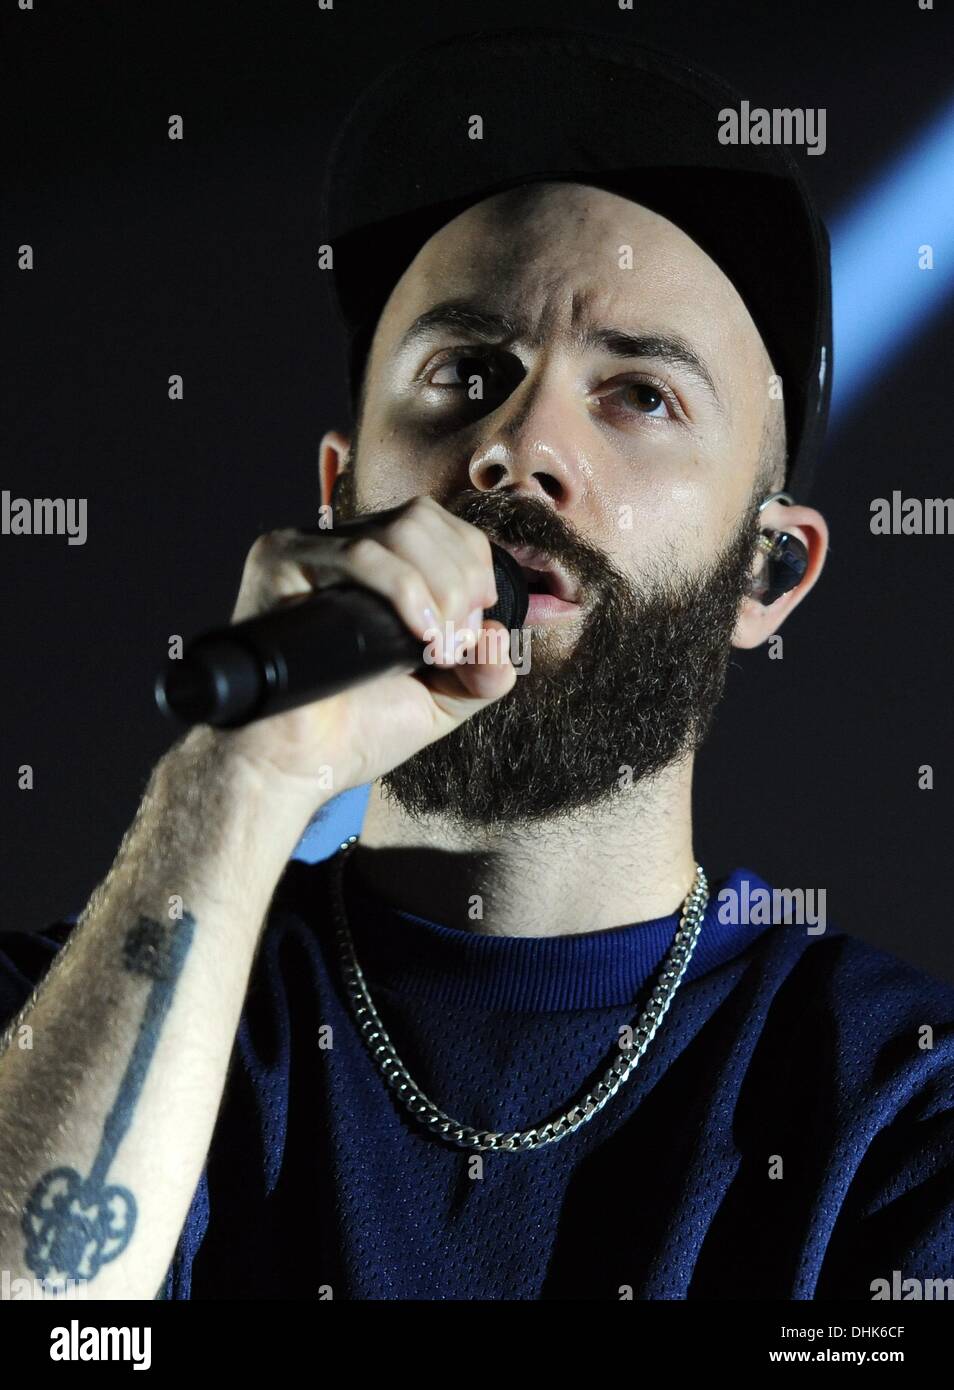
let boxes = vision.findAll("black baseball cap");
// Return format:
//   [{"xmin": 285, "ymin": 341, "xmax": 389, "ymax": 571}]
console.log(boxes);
[{"xmin": 321, "ymin": 25, "xmax": 833, "ymax": 500}]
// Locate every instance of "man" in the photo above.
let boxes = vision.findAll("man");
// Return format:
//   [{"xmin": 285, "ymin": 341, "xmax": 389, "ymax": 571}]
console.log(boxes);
[{"xmin": 1, "ymin": 28, "xmax": 952, "ymax": 1302}]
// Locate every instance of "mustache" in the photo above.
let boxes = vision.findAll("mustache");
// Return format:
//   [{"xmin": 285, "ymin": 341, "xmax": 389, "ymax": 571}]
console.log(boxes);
[{"xmin": 446, "ymin": 489, "xmax": 617, "ymax": 597}]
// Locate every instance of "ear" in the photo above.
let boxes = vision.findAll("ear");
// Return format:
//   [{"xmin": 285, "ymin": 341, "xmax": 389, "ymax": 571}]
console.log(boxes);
[
  {"xmin": 732, "ymin": 502, "xmax": 829, "ymax": 649},
  {"xmin": 318, "ymin": 430, "xmax": 352, "ymax": 510}
]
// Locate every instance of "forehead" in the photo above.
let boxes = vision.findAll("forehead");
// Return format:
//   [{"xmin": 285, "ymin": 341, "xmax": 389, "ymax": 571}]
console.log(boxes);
[{"xmin": 376, "ymin": 182, "xmax": 772, "ymax": 386}]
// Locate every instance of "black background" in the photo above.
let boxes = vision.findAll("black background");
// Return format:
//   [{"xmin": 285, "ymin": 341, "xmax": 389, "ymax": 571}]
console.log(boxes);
[{"xmin": 3, "ymin": 0, "xmax": 953, "ymax": 979}]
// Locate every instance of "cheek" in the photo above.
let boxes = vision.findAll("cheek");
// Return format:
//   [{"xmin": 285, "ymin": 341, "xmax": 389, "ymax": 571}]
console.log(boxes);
[
  {"xmin": 352, "ymin": 407, "xmax": 447, "ymax": 512},
  {"xmin": 592, "ymin": 461, "xmax": 714, "ymax": 575},
  {"xmin": 593, "ymin": 406, "xmax": 756, "ymax": 566}
]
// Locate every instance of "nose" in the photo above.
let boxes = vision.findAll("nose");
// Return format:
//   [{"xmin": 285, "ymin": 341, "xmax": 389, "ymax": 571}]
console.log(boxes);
[{"xmin": 467, "ymin": 366, "xmax": 588, "ymax": 510}]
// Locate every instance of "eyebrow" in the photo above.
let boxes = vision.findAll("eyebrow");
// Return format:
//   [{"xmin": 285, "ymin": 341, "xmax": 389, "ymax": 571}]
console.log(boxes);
[{"xmin": 396, "ymin": 298, "xmax": 724, "ymax": 412}]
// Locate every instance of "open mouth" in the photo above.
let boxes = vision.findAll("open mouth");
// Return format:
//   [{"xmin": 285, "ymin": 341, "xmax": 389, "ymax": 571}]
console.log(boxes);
[
  {"xmin": 495, "ymin": 542, "xmax": 582, "ymax": 606},
  {"xmin": 522, "ymin": 568, "xmax": 559, "ymax": 596}
]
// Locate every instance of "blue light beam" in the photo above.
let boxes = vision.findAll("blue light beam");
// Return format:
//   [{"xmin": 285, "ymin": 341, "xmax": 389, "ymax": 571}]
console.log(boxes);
[{"xmin": 831, "ymin": 94, "xmax": 954, "ymax": 418}]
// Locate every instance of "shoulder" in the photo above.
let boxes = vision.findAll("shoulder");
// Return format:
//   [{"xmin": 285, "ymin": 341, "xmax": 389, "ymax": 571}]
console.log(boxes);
[
  {"xmin": 719, "ymin": 867, "xmax": 954, "ymax": 1022},
  {"xmin": 749, "ymin": 915, "xmax": 954, "ymax": 1030},
  {"xmin": 722, "ymin": 884, "xmax": 954, "ymax": 1122}
]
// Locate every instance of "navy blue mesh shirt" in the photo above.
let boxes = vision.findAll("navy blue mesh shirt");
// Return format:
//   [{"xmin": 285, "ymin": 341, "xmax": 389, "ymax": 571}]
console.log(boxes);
[{"xmin": 1, "ymin": 855, "xmax": 953, "ymax": 1300}]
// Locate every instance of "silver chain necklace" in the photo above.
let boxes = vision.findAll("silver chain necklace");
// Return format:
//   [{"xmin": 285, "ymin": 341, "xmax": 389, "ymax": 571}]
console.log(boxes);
[{"xmin": 329, "ymin": 836, "xmax": 709, "ymax": 1152}]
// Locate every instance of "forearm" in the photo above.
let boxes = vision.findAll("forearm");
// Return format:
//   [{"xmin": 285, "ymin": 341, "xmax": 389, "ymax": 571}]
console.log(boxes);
[{"xmin": 0, "ymin": 726, "xmax": 321, "ymax": 1299}]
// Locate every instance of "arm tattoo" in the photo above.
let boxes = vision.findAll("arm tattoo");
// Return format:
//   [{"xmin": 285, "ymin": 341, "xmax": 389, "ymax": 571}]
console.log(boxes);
[{"xmin": 21, "ymin": 912, "xmax": 196, "ymax": 1292}]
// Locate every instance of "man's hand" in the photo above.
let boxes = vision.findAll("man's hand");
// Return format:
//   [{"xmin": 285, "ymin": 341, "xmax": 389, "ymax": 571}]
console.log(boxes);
[{"xmin": 217, "ymin": 495, "xmax": 517, "ymax": 807}]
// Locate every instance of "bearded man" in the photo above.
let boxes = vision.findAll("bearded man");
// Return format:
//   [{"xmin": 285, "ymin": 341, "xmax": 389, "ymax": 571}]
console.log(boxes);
[{"xmin": 1, "ymin": 28, "xmax": 952, "ymax": 1304}]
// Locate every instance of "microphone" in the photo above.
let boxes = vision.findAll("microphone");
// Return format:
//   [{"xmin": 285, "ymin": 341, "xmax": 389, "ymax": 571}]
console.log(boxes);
[{"xmin": 155, "ymin": 542, "xmax": 529, "ymax": 729}]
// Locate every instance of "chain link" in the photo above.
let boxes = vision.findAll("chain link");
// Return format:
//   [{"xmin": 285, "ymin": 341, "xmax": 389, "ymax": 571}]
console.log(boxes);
[{"xmin": 330, "ymin": 836, "xmax": 708, "ymax": 1152}]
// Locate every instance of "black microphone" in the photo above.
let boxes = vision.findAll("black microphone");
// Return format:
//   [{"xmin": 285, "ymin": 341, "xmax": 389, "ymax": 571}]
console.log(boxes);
[{"xmin": 155, "ymin": 542, "xmax": 529, "ymax": 729}]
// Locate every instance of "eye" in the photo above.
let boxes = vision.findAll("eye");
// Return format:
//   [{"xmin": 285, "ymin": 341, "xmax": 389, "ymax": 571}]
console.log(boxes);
[
  {"xmin": 427, "ymin": 351, "xmax": 505, "ymax": 391},
  {"xmin": 609, "ymin": 380, "xmax": 675, "ymax": 419}
]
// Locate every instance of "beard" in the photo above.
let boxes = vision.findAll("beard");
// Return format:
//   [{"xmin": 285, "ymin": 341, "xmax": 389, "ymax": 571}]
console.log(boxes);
[{"xmin": 333, "ymin": 466, "xmax": 761, "ymax": 828}]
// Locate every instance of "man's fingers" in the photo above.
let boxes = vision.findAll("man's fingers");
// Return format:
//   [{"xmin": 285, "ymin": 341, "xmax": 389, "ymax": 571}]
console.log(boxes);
[{"xmin": 419, "ymin": 619, "xmax": 517, "ymax": 704}]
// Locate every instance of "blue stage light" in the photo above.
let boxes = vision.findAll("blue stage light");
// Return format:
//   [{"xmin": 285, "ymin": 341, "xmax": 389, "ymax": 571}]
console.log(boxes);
[{"xmin": 831, "ymin": 95, "xmax": 954, "ymax": 418}]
